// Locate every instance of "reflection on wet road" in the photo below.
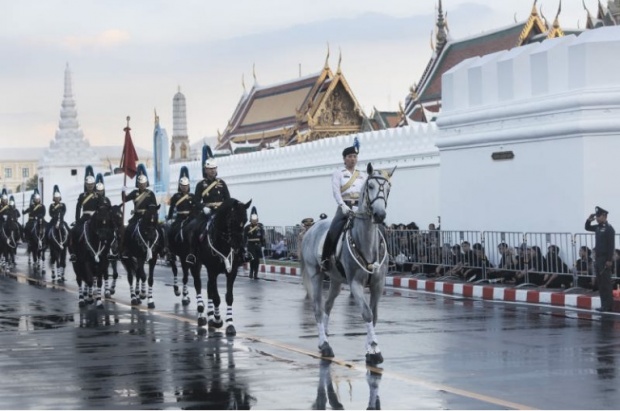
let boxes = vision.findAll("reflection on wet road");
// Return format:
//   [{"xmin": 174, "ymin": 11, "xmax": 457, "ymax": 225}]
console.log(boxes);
[{"xmin": 0, "ymin": 250, "xmax": 619, "ymax": 409}]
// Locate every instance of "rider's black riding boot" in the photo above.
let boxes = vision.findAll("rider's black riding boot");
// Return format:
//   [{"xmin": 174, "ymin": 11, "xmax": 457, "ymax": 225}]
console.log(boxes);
[
  {"xmin": 184, "ymin": 231, "xmax": 196, "ymax": 265},
  {"xmin": 320, "ymin": 235, "xmax": 333, "ymax": 272}
]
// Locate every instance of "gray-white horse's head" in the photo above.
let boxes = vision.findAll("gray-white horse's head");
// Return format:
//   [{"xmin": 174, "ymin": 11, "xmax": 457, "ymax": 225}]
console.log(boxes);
[{"xmin": 360, "ymin": 163, "xmax": 396, "ymax": 224}]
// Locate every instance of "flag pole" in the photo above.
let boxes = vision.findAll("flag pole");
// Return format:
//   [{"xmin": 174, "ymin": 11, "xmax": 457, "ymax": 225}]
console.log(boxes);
[{"xmin": 122, "ymin": 116, "xmax": 130, "ymax": 224}]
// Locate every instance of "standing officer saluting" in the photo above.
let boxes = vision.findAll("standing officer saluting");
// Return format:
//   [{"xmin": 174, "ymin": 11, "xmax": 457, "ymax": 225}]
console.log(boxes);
[
  {"xmin": 586, "ymin": 206, "xmax": 616, "ymax": 312},
  {"xmin": 320, "ymin": 137, "xmax": 367, "ymax": 271},
  {"xmin": 244, "ymin": 206, "xmax": 265, "ymax": 279},
  {"xmin": 186, "ymin": 145, "xmax": 230, "ymax": 259}
]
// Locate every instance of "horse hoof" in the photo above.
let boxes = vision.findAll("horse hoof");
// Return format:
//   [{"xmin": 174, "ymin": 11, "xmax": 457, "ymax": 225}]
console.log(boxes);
[
  {"xmin": 148, "ymin": 302, "xmax": 155, "ymax": 309},
  {"xmin": 104, "ymin": 291, "xmax": 111, "ymax": 299},
  {"xmin": 78, "ymin": 300, "xmax": 85, "ymax": 308},
  {"xmin": 96, "ymin": 302, "xmax": 104, "ymax": 310},
  {"xmin": 131, "ymin": 298, "xmax": 140, "ymax": 306},
  {"xmin": 319, "ymin": 342, "xmax": 334, "ymax": 358},
  {"xmin": 139, "ymin": 293, "xmax": 146, "ymax": 300},
  {"xmin": 109, "ymin": 288, "xmax": 115, "ymax": 295},
  {"xmin": 198, "ymin": 317, "xmax": 207, "ymax": 327},
  {"xmin": 174, "ymin": 286, "xmax": 181, "ymax": 297},
  {"xmin": 196, "ymin": 302, "xmax": 204, "ymax": 312},
  {"xmin": 182, "ymin": 297, "xmax": 190, "ymax": 306},
  {"xmin": 208, "ymin": 319, "xmax": 223, "ymax": 329},
  {"xmin": 51, "ymin": 274, "xmax": 56, "ymax": 280},
  {"xmin": 197, "ymin": 327, "xmax": 207, "ymax": 336},
  {"xmin": 365, "ymin": 352, "xmax": 384, "ymax": 365},
  {"xmin": 226, "ymin": 325, "xmax": 236, "ymax": 336}
]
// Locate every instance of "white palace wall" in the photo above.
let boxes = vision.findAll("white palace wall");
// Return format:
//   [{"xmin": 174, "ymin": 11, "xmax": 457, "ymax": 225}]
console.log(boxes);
[{"xmin": 438, "ymin": 26, "xmax": 620, "ymax": 234}]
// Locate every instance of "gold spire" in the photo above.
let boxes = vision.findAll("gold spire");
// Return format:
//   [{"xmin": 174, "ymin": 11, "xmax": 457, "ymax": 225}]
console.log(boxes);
[
  {"xmin": 553, "ymin": 0, "xmax": 562, "ymax": 28},
  {"xmin": 324, "ymin": 42, "xmax": 330, "ymax": 69},
  {"xmin": 531, "ymin": 0, "xmax": 538, "ymax": 16},
  {"xmin": 336, "ymin": 47, "xmax": 342, "ymax": 74}
]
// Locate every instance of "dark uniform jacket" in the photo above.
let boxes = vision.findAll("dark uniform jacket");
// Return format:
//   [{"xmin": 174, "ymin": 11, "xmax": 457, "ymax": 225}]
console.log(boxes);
[
  {"xmin": 585, "ymin": 219, "xmax": 616, "ymax": 265},
  {"xmin": 0, "ymin": 203, "xmax": 11, "ymax": 221},
  {"xmin": 244, "ymin": 223, "xmax": 266, "ymax": 249},
  {"xmin": 24, "ymin": 203, "xmax": 46, "ymax": 220},
  {"xmin": 48, "ymin": 202, "xmax": 67, "ymax": 224},
  {"xmin": 168, "ymin": 192, "xmax": 197, "ymax": 220},
  {"xmin": 8, "ymin": 206, "xmax": 20, "ymax": 220},
  {"xmin": 76, "ymin": 191, "xmax": 100, "ymax": 221},
  {"xmin": 194, "ymin": 178, "xmax": 230, "ymax": 210},
  {"xmin": 124, "ymin": 189, "xmax": 157, "ymax": 222}
]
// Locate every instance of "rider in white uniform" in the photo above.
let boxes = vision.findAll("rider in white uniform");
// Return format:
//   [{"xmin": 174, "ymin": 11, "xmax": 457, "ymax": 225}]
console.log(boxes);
[{"xmin": 320, "ymin": 138, "xmax": 367, "ymax": 271}]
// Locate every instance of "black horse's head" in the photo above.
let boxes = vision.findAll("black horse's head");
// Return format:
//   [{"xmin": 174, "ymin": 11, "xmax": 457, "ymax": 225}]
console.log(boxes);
[
  {"xmin": 137, "ymin": 204, "xmax": 161, "ymax": 242},
  {"xmin": 89, "ymin": 202, "xmax": 115, "ymax": 243},
  {"xmin": 212, "ymin": 198, "xmax": 251, "ymax": 250}
]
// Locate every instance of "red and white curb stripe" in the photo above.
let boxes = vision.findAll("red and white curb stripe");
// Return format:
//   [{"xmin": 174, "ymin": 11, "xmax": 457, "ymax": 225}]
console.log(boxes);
[{"xmin": 246, "ymin": 263, "xmax": 616, "ymax": 312}]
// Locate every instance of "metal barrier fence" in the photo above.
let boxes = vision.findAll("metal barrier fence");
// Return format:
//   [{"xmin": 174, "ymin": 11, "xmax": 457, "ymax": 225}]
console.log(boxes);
[{"xmin": 269, "ymin": 226, "xmax": 620, "ymax": 291}]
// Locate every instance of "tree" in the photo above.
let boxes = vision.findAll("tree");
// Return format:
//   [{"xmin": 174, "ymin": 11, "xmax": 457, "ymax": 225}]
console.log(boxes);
[{"xmin": 16, "ymin": 174, "xmax": 38, "ymax": 193}]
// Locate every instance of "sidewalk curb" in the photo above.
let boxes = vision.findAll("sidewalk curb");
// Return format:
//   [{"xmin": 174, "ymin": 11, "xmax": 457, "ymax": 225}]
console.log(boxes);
[{"xmin": 250, "ymin": 263, "xmax": 614, "ymax": 312}]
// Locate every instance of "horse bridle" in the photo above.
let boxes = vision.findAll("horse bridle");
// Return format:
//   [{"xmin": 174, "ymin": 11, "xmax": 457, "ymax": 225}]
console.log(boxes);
[
  {"xmin": 354, "ymin": 174, "xmax": 391, "ymax": 220},
  {"xmin": 207, "ymin": 206, "xmax": 245, "ymax": 274}
]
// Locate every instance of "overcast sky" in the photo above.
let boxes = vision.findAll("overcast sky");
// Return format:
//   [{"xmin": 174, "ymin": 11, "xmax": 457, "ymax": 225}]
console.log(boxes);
[{"xmin": 0, "ymin": 0, "xmax": 595, "ymax": 152}]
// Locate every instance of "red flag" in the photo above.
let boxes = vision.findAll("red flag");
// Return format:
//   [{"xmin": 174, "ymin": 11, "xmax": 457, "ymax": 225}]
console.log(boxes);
[{"xmin": 120, "ymin": 124, "xmax": 138, "ymax": 178}]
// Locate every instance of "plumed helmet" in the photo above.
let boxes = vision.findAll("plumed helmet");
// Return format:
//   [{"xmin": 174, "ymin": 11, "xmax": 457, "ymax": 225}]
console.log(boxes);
[
  {"xmin": 1, "ymin": 188, "xmax": 7, "ymax": 201},
  {"xmin": 136, "ymin": 164, "xmax": 149, "ymax": 187},
  {"xmin": 202, "ymin": 145, "xmax": 217, "ymax": 176},
  {"xmin": 9, "ymin": 195, "xmax": 14, "ymax": 207},
  {"xmin": 31, "ymin": 188, "xmax": 41, "ymax": 202},
  {"xmin": 250, "ymin": 206, "xmax": 258, "ymax": 222},
  {"xmin": 84, "ymin": 165, "xmax": 95, "ymax": 185},
  {"xmin": 95, "ymin": 173, "xmax": 105, "ymax": 193},
  {"xmin": 342, "ymin": 136, "xmax": 360, "ymax": 157},
  {"xmin": 178, "ymin": 166, "xmax": 190, "ymax": 188},
  {"xmin": 52, "ymin": 185, "xmax": 61, "ymax": 199}
]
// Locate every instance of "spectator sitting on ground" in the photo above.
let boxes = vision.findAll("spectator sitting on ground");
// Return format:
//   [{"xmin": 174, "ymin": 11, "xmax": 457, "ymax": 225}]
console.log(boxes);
[
  {"xmin": 462, "ymin": 243, "xmax": 493, "ymax": 282},
  {"xmin": 527, "ymin": 246, "xmax": 547, "ymax": 286},
  {"xmin": 487, "ymin": 242, "xmax": 517, "ymax": 283},
  {"xmin": 542, "ymin": 245, "xmax": 571, "ymax": 289},
  {"xmin": 444, "ymin": 244, "xmax": 465, "ymax": 278},
  {"xmin": 514, "ymin": 243, "xmax": 531, "ymax": 284},
  {"xmin": 271, "ymin": 234, "xmax": 288, "ymax": 259},
  {"xmin": 435, "ymin": 243, "xmax": 455, "ymax": 277},
  {"xmin": 460, "ymin": 241, "xmax": 475, "ymax": 271},
  {"xmin": 575, "ymin": 246, "xmax": 594, "ymax": 289}
]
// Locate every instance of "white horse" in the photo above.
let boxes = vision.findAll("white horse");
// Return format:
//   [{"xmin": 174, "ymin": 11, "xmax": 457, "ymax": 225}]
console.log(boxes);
[{"xmin": 301, "ymin": 163, "xmax": 395, "ymax": 364}]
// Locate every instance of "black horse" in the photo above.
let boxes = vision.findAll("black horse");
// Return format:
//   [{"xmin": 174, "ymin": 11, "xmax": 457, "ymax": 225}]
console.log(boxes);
[
  {"xmin": 192, "ymin": 198, "xmax": 251, "ymax": 332},
  {"xmin": 167, "ymin": 213, "xmax": 197, "ymax": 306},
  {"xmin": 26, "ymin": 216, "xmax": 47, "ymax": 275},
  {"xmin": 0, "ymin": 214, "xmax": 21, "ymax": 271},
  {"xmin": 121, "ymin": 204, "xmax": 165, "ymax": 308},
  {"xmin": 103, "ymin": 205, "xmax": 124, "ymax": 298},
  {"xmin": 71, "ymin": 203, "xmax": 115, "ymax": 308},
  {"xmin": 47, "ymin": 215, "xmax": 70, "ymax": 282}
]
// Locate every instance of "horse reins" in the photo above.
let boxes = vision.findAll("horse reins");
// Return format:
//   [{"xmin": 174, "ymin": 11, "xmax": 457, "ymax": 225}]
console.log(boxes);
[{"xmin": 83, "ymin": 220, "xmax": 107, "ymax": 263}]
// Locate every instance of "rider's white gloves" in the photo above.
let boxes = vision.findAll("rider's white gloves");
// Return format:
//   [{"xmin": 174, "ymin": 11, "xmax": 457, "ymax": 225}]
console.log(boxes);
[
  {"xmin": 203, "ymin": 206, "xmax": 211, "ymax": 216},
  {"xmin": 340, "ymin": 203, "xmax": 351, "ymax": 215}
]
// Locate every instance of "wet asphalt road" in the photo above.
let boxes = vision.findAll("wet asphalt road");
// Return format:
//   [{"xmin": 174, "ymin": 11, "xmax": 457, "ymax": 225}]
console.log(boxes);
[{"xmin": 1, "ymin": 247, "xmax": 620, "ymax": 409}]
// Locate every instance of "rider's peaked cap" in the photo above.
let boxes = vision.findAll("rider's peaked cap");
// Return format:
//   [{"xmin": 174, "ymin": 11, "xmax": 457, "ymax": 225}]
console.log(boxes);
[
  {"xmin": 202, "ymin": 145, "xmax": 217, "ymax": 174},
  {"xmin": 9, "ymin": 195, "xmax": 14, "ymax": 204},
  {"xmin": 31, "ymin": 188, "xmax": 40, "ymax": 202},
  {"xmin": 342, "ymin": 136, "xmax": 360, "ymax": 157},
  {"xmin": 250, "ymin": 206, "xmax": 258, "ymax": 221},
  {"xmin": 178, "ymin": 166, "xmax": 190, "ymax": 187},
  {"xmin": 136, "ymin": 164, "xmax": 149, "ymax": 187},
  {"xmin": 53, "ymin": 185, "xmax": 61, "ymax": 198}
]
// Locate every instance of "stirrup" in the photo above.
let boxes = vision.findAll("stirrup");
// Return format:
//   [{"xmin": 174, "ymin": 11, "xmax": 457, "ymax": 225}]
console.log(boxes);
[
  {"xmin": 186, "ymin": 254, "xmax": 196, "ymax": 265},
  {"xmin": 69, "ymin": 254, "xmax": 77, "ymax": 262}
]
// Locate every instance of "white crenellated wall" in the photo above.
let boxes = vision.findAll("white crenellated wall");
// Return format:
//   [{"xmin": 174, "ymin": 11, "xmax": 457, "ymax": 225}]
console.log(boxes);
[{"xmin": 438, "ymin": 26, "xmax": 620, "ymax": 234}]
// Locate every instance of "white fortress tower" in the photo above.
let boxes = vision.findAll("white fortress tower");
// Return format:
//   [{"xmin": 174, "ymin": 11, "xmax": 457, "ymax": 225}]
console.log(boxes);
[
  {"xmin": 171, "ymin": 86, "xmax": 190, "ymax": 163},
  {"xmin": 38, "ymin": 63, "xmax": 100, "ymax": 214}
]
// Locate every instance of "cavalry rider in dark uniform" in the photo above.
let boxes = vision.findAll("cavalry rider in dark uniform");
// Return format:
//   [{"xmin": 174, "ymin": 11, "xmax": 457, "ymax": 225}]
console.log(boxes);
[
  {"xmin": 23, "ymin": 188, "xmax": 46, "ymax": 248},
  {"xmin": 186, "ymin": 145, "xmax": 230, "ymax": 261},
  {"xmin": 586, "ymin": 206, "xmax": 616, "ymax": 313},
  {"xmin": 0, "ymin": 189, "xmax": 11, "ymax": 223},
  {"xmin": 95, "ymin": 173, "xmax": 112, "ymax": 207},
  {"xmin": 46, "ymin": 185, "xmax": 69, "ymax": 239},
  {"xmin": 244, "ymin": 206, "xmax": 266, "ymax": 279},
  {"xmin": 8, "ymin": 195, "xmax": 22, "ymax": 241},
  {"xmin": 121, "ymin": 164, "xmax": 166, "ymax": 258},
  {"xmin": 70, "ymin": 166, "xmax": 100, "ymax": 262},
  {"xmin": 167, "ymin": 166, "xmax": 198, "ymax": 264},
  {"xmin": 320, "ymin": 137, "xmax": 367, "ymax": 271}
]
